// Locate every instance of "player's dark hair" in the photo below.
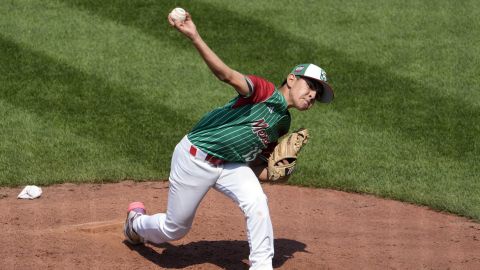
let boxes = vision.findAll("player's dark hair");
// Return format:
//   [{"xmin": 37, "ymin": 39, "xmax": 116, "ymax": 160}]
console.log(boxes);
[{"xmin": 303, "ymin": 77, "xmax": 323, "ymax": 93}]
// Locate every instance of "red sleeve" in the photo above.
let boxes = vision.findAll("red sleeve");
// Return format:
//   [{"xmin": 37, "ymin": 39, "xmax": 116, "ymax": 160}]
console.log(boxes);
[{"xmin": 232, "ymin": 75, "xmax": 275, "ymax": 108}]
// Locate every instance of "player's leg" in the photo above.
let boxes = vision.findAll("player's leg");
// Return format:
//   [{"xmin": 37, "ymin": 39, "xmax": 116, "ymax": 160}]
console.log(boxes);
[
  {"xmin": 133, "ymin": 136, "xmax": 221, "ymax": 244},
  {"xmin": 214, "ymin": 163, "xmax": 274, "ymax": 270}
]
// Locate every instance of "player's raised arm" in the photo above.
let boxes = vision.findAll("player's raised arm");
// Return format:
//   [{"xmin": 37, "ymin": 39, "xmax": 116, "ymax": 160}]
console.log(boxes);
[{"xmin": 168, "ymin": 10, "xmax": 250, "ymax": 96}]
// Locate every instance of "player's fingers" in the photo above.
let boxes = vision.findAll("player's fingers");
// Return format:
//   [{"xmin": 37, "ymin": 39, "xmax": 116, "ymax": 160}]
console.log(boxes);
[
  {"xmin": 167, "ymin": 14, "xmax": 175, "ymax": 26},
  {"xmin": 169, "ymin": 17, "xmax": 185, "ymax": 30},
  {"xmin": 185, "ymin": 12, "xmax": 192, "ymax": 21},
  {"xmin": 275, "ymin": 159, "xmax": 289, "ymax": 166}
]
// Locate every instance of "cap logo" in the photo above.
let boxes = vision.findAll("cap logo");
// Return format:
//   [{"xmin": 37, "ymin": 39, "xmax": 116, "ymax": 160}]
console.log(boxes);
[
  {"xmin": 319, "ymin": 70, "xmax": 327, "ymax": 82},
  {"xmin": 294, "ymin": 66, "xmax": 305, "ymax": 73}
]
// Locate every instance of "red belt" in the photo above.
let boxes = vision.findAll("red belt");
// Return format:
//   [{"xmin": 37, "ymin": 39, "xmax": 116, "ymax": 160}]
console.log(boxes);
[{"xmin": 189, "ymin": 146, "xmax": 224, "ymax": 166}]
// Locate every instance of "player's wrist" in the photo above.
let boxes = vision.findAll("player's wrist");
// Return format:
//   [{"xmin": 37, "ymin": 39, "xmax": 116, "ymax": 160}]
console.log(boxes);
[{"xmin": 189, "ymin": 32, "xmax": 202, "ymax": 43}]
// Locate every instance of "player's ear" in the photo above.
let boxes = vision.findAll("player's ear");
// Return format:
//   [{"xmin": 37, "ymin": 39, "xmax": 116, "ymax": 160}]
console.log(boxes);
[{"xmin": 286, "ymin": 74, "xmax": 296, "ymax": 89}]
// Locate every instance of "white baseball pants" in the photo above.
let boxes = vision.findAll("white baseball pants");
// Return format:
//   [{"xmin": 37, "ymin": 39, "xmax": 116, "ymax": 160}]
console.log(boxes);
[{"xmin": 134, "ymin": 136, "xmax": 274, "ymax": 270}]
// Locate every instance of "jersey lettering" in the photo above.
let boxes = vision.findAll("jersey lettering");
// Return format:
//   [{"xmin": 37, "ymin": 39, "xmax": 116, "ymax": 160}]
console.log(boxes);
[
  {"xmin": 188, "ymin": 75, "xmax": 290, "ymax": 163},
  {"xmin": 252, "ymin": 119, "xmax": 270, "ymax": 146}
]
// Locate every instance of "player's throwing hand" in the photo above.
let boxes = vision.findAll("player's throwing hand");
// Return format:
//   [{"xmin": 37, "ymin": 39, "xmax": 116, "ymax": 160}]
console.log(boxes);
[{"xmin": 168, "ymin": 11, "xmax": 198, "ymax": 41}]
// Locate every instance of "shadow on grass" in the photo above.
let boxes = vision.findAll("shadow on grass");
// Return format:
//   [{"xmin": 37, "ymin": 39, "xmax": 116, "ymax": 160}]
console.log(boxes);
[
  {"xmin": 124, "ymin": 238, "xmax": 308, "ymax": 269},
  {"xmin": 0, "ymin": 36, "xmax": 192, "ymax": 174}
]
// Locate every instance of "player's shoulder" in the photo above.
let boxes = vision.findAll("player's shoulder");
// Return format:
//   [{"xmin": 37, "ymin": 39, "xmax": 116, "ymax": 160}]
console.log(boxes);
[
  {"xmin": 245, "ymin": 75, "xmax": 275, "ymax": 100},
  {"xmin": 245, "ymin": 75, "xmax": 275, "ymax": 91},
  {"xmin": 245, "ymin": 74, "xmax": 273, "ymax": 84}
]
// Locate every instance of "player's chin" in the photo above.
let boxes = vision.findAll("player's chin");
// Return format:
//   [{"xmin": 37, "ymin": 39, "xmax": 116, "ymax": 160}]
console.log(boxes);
[
  {"xmin": 296, "ymin": 102, "xmax": 312, "ymax": 111},
  {"xmin": 295, "ymin": 106, "xmax": 307, "ymax": 111}
]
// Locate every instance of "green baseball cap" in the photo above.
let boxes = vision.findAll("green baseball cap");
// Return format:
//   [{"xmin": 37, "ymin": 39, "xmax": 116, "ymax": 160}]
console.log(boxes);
[{"xmin": 291, "ymin": 63, "xmax": 334, "ymax": 103}]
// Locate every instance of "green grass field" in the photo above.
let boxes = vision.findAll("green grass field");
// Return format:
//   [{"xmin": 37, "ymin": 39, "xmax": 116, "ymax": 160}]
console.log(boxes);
[{"xmin": 1, "ymin": 0, "xmax": 479, "ymax": 220}]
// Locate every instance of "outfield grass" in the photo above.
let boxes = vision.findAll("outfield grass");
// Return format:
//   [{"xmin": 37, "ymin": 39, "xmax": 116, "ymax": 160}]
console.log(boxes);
[{"xmin": 1, "ymin": 0, "xmax": 479, "ymax": 220}]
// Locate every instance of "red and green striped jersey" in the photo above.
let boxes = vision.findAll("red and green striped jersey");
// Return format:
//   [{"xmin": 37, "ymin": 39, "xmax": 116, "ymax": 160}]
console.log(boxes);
[{"xmin": 187, "ymin": 75, "xmax": 291, "ymax": 163}]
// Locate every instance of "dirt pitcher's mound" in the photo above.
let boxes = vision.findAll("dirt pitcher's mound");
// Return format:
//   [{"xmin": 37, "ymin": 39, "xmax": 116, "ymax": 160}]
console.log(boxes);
[{"xmin": 1, "ymin": 181, "xmax": 479, "ymax": 269}]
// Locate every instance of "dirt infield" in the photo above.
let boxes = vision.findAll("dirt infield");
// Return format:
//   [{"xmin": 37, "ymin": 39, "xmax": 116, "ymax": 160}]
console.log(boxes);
[{"xmin": 1, "ymin": 181, "xmax": 479, "ymax": 269}]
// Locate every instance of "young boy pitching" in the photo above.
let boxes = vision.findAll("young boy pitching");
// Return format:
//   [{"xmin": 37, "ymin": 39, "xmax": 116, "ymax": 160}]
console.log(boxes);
[{"xmin": 124, "ymin": 9, "xmax": 334, "ymax": 270}]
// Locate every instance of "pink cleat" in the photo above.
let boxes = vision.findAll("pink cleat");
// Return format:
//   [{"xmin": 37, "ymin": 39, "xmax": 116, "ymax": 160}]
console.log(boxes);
[{"xmin": 123, "ymin": 202, "xmax": 146, "ymax": 245}]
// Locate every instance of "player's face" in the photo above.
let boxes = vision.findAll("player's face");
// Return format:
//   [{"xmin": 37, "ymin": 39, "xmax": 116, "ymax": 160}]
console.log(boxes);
[{"xmin": 291, "ymin": 76, "xmax": 318, "ymax": 111}]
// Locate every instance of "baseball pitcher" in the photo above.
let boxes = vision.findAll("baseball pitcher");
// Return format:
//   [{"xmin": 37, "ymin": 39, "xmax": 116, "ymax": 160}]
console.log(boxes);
[{"xmin": 124, "ymin": 9, "xmax": 334, "ymax": 270}]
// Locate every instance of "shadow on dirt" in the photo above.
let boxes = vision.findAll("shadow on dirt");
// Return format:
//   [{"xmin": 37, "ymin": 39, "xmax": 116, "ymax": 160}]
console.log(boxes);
[{"xmin": 125, "ymin": 238, "xmax": 308, "ymax": 269}]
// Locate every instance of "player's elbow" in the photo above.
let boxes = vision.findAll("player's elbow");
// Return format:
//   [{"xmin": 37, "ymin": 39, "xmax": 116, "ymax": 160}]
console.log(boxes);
[
  {"xmin": 215, "ymin": 69, "xmax": 249, "ymax": 96},
  {"xmin": 216, "ymin": 69, "xmax": 233, "ymax": 83}
]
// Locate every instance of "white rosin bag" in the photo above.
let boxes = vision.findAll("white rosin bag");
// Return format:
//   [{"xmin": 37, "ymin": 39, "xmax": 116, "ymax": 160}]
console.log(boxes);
[{"xmin": 17, "ymin": 185, "xmax": 43, "ymax": 199}]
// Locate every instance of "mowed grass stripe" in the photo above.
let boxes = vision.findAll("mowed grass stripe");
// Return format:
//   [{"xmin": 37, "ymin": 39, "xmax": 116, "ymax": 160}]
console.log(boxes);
[
  {"xmin": 0, "ymin": 98, "xmax": 151, "ymax": 186},
  {"xmin": 209, "ymin": 0, "xmax": 480, "ymax": 104},
  {"xmin": 0, "ymin": 36, "xmax": 183, "ymax": 185},
  {"xmin": 294, "ymin": 112, "xmax": 480, "ymax": 219},
  {"xmin": 0, "ymin": 0, "xmax": 224, "ymax": 117}
]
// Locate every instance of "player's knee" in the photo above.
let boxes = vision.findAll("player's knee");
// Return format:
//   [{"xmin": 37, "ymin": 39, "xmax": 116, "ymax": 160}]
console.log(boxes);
[
  {"xmin": 164, "ymin": 226, "xmax": 190, "ymax": 241},
  {"xmin": 242, "ymin": 193, "xmax": 269, "ymax": 218}
]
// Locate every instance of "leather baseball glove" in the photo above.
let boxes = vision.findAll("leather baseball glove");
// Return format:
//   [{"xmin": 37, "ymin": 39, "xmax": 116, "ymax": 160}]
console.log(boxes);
[{"xmin": 267, "ymin": 128, "xmax": 309, "ymax": 181}]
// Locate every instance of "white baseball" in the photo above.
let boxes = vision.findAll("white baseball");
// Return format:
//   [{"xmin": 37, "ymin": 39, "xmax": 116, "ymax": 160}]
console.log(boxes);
[{"xmin": 170, "ymin": 7, "xmax": 186, "ymax": 22}]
